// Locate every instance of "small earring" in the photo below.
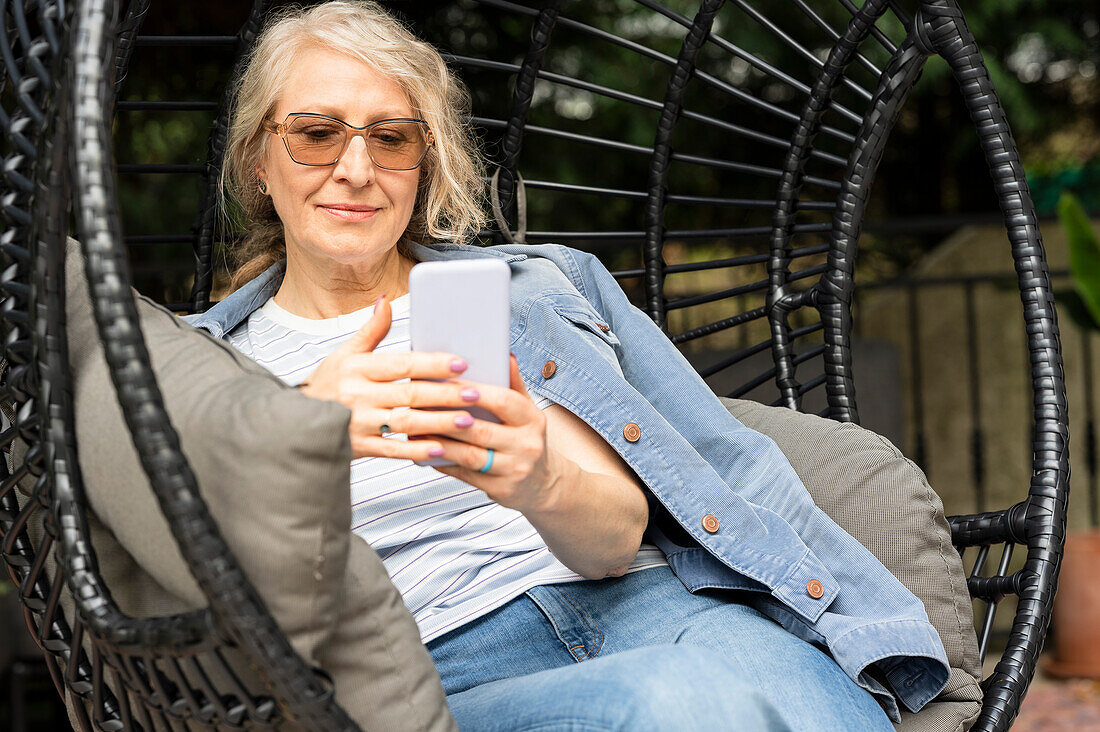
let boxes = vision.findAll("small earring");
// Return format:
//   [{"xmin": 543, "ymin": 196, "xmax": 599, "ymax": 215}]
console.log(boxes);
[{"xmin": 258, "ymin": 180, "xmax": 268, "ymax": 195}]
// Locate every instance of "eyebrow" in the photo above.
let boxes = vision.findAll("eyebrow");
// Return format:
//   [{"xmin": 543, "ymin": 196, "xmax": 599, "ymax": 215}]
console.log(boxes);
[{"xmin": 287, "ymin": 107, "xmax": 417, "ymax": 124}]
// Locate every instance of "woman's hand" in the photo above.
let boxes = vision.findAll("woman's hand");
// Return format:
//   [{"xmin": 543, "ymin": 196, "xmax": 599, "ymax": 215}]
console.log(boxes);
[
  {"xmin": 428, "ymin": 361, "xmax": 653, "ymax": 579},
  {"xmin": 297, "ymin": 295, "xmax": 566, "ymax": 514},
  {"xmin": 297, "ymin": 296, "xmax": 485, "ymax": 462},
  {"xmin": 299, "ymin": 297, "xmax": 648, "ymax": 578},
  {"xmin": 426, "ymin": 355, "xmax": 566, "ymax": 515}
]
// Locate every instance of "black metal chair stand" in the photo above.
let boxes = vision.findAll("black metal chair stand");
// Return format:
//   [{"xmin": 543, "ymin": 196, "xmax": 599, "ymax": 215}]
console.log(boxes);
[{"xmin": 0, "ymin": 1, "xmax": 1069, "ymax": 731}]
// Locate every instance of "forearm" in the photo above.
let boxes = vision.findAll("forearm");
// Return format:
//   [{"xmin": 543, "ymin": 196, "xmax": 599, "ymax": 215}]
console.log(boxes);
[{"xmin": 524, "ymin": 450, "xmax": 650, "ymax": 580}]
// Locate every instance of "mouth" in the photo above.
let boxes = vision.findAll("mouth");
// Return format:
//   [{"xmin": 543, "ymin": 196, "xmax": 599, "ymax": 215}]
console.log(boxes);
[{"xmin": 318, "ymin": 204, "xmax": 380, "ymax": 222}]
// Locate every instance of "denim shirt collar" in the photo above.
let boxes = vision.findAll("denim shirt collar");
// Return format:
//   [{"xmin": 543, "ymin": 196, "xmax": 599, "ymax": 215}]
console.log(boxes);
[
  {"xmin": 184, "ymin": 242, "xmax": 528, "ymax": 338},
  {"xmin": 406, "ymin": 241, "xmax": 528, "ymax": 264}
]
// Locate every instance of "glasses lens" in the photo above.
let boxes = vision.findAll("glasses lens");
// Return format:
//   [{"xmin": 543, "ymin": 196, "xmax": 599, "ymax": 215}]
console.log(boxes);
[
  {"xmin": 367, "ymin": 121, "xmax": 428, "ymax": 170},
  {"xmin": 284, "ymin": 115, "xmax": 347, "ymax": 164}
]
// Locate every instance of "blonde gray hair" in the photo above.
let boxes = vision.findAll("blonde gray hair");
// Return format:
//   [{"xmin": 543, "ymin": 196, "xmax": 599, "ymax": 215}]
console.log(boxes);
[{"xmin": 222, "ymin": 0, "xmax": 487, "ymax": 290}]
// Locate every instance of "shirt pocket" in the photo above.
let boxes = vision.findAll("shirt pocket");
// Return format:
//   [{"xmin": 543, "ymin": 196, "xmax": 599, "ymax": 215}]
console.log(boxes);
[{"xmin": 551, "ymin": 302, "xmax": 621, "ymax": 350}]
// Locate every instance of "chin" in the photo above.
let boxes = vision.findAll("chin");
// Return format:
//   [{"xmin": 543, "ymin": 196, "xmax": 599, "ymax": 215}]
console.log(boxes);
[{"xmin": 315, "ymin": 237, "xmax": 401, "ymax": 264}]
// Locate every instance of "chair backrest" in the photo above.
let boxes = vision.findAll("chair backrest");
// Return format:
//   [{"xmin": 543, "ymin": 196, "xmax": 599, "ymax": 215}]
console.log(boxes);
[{"xmin": 1, "ymin": 1, "xmax": 1070, "ymax": 731}]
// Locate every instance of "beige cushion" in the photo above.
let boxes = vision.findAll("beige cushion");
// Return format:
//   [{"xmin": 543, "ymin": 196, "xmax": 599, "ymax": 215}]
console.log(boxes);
[
  {"xmin": 64, "ymin": 241, "xmax": 455, "ymax": 731},
  {"xmin": 721, "ymin": 398, "xmax": 983, "ymax": 732}
]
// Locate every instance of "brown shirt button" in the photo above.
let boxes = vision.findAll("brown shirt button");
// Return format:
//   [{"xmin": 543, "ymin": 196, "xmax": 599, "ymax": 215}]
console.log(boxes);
[
  {"xmin": 806, "ymin": 579, "xmax": 825, "ymax": 599},
  {"xmin": 702, "ymin": 514, "xmax": 720, "ymax": 533},
  {"xmin": 541, "ymin": 360, "xmax": 557, "ymax": 379},
  {"xmin": 597, "ymin": 323, "xmax": 611, "ymax": 332},
  {"xmin": 623, "ymin": 422, "xmax": 641, "ymax": 442}
]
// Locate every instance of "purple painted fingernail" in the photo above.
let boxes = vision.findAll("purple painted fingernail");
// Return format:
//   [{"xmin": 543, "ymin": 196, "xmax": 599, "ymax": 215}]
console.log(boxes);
[
  {"xmin": 460, "ymin": 388, "xmax": 479, "ymax": 402},
  {"xmin": 428, "ymin": 447, "xmax": 446, "ymax": 457},
  {"xmin": 454, "ymin": 414, "xmax": 475, "ymax": 428},
  {"xmin": 450, "ymin": 358, "xmax": 467, "ymax": 373}
]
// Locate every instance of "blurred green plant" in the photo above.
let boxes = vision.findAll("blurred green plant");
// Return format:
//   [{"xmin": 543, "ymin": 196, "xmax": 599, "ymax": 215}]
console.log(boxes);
[
  {"xmin": 1060, "ymin": 191, "xmax": 1100, "ymax": 329},
  {"xmin": 1028, "ymin": 162, "xmax": 1100, "ymax": 215}
]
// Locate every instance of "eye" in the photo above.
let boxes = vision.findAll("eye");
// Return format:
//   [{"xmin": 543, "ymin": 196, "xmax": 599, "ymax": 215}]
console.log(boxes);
[
  {"xmin": 287, "ymin": 119, "xmax": 344, "ymax": 143},
  {"xmin": 371, "ymin": 128, "xmax": 409, "ymax": 145},
  {"xmin": 300, "ymin": 126, "xmax": 340, "ymax": 141}
]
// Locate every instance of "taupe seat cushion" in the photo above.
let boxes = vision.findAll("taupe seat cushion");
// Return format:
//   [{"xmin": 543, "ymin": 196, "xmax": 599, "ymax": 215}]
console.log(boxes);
[
  {"xmin": 722, "ymin": 398, "xmax": 983, "ymax": 732},
  {"xmin": 64, "ymin": 241, "xmax": 455, "ymax": 731}
]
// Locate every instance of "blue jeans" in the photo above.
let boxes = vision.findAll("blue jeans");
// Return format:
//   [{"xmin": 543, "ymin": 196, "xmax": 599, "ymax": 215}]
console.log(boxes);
[{"xmin": 426, "ymin": 566, "xmax": 894, "ymax": 731}]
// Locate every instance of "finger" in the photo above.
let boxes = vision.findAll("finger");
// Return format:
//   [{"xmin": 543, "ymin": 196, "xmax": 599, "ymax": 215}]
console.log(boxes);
[
  {"xmin": 423, "ymin": 422, "xmax": 544, "ymax": 485},
  {"xmin": 364, "ymin": 407, "xmax": 501, "ymax": 439},
  {"xmin": 341, "ymin": 295, "xmax": 392, "ymax": 354},
  {"xmin": 347, "ymin": 351, "xmax": 469, "ymax": 383},
  {"xmin": 359, "ymin": 380, "xmax": 484, "ymax": 409},
  {"xmin": 429, "ymin": 437, "xmax": 505, "ymax": 475},
  {"xmin": 349, "ymin": 433, "xmax": 445, "ymax": 461},
  {"xmin": 444, "ymin": 379, "xmax": 536, "ymax": 426},
  {"xmin": 422, "ymin": 413, "xmax": 513, "ymax": 449}
]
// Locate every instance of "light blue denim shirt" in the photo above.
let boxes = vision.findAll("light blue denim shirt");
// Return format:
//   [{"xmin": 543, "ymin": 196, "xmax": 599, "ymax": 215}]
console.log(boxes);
[{"xmin": 186, "ymin": 240, "xmax": 951, "ymax": 720}]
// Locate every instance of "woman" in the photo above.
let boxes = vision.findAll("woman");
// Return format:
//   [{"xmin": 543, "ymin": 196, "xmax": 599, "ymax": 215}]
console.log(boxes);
[{"xmin": 188, "ymin": 2, "xmax": 950, "ymax": 730}]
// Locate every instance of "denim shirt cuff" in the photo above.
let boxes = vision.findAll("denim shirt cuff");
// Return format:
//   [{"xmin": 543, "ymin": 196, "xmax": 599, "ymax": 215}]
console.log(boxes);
[
  {"xmin": 771, "ymin": 550, "xmax": 839, "ymax": 624},
  {"xmin": 829, "ymin": 618, "xmax": 950, "ymax": 721}
]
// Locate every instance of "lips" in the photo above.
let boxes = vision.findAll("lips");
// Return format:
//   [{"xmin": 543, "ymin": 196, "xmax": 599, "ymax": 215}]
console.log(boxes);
[{"xmin": 319, "ymin": 204, "xmax": 380, "ymax": 222}]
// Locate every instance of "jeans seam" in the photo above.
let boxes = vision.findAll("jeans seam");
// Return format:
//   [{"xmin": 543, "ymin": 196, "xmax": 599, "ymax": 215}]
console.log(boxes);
[
  {"xmin": 553, "ymin": 586, "xmax": 605, "ymax": 658},
  {"xmin": 524, "ymin": 589, "xmax": 592, "ymax": 663}
]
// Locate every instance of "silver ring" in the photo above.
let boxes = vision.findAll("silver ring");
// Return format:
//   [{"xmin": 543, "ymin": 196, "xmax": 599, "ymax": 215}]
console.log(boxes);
[{"xmin": 478, "ymin": 448, "xmax": 495, "ymax": 473}]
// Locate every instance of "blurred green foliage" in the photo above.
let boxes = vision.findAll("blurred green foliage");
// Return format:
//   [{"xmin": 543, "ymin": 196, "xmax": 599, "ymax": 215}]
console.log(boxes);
[
  {"xmin": 1061, "ymin": 191, "xmax": 1100, "ymax": 330},
  {"xmin": 1029, "ymin": 162, "xmax": 1100, "ymax": 215}
]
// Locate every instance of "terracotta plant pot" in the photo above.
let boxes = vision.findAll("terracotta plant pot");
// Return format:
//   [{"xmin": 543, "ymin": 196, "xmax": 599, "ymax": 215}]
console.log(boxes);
[{"xmin": 1048, "ymin": 529, "xmax": 1100, "ymax": 678}]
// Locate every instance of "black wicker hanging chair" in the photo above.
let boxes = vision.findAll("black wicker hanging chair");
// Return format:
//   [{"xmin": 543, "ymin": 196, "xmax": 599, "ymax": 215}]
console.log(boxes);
[{"xmin": 0, "ymin": 1, "xmax": 1069, "ymax": 731}]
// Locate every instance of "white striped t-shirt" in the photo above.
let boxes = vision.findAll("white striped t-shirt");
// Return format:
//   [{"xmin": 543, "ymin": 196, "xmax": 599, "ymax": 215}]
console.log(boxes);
[{"xmin": 227, "ymin": 293, "xmax": 667, "ymax": 643}]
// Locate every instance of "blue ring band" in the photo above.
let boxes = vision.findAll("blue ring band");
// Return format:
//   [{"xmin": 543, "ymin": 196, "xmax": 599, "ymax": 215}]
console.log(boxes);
[{"xmin": 478, "ymin": 448, "xmax": 494, "ymax": 473}]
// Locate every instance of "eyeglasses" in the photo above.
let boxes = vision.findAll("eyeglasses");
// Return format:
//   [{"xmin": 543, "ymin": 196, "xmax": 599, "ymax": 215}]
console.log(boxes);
[{"xmin": 262, "ymin": 113, "xmax": 434, "ymax": 169}]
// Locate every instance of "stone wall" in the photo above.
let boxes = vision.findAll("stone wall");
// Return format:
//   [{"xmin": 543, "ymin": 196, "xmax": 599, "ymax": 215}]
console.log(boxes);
[{"xmin": 857, "ymin": 221, "xmax": 1092, "ymax": 529}]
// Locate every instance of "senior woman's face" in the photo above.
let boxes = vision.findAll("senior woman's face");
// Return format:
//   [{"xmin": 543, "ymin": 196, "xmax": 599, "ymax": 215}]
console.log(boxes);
[{"xmin": 258, "ymin": 46, "xmax": 422, "ymax": 267}]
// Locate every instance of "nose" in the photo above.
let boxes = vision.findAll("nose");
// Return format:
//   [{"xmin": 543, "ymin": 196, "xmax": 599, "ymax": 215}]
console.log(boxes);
[{"xmin": 332, "ymin": 132, "xmax": 376, "ymax": 187}]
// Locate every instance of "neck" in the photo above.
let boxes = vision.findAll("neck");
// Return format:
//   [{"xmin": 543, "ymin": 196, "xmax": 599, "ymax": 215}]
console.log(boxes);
[{"xmin": 274, "ymin": 243, "xmax": 416, "ymax": 319}]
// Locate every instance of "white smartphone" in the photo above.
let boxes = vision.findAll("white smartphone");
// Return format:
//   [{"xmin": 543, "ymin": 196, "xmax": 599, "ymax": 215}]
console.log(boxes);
[{"xmin": 409, "ymin": 259, "xmax": 511, "ymax": 466}]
